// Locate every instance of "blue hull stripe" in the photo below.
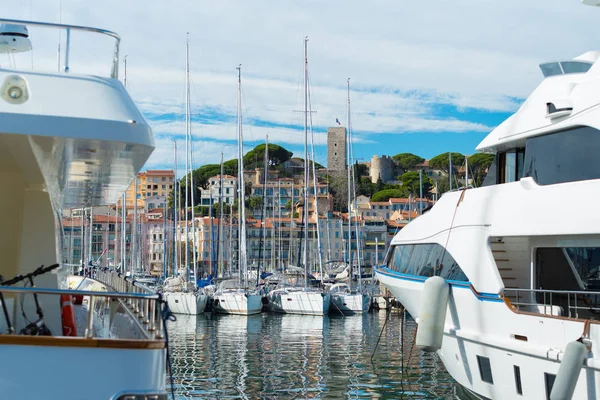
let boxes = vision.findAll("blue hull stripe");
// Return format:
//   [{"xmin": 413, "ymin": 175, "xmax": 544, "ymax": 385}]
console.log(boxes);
[{"xmin": 375, "ymin": 267, "xmax": 503, "ymax": 303}]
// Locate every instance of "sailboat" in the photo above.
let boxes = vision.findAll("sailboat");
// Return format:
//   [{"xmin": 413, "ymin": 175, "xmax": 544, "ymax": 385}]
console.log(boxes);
[
  {"xmin": 212, "ymin": 65, "xmax": 262, "ymax": 315},
  {"xmin": 330, "ymin": 79, "xmax": 370, "ymax": 314},
  {"xmin": 267, "ymin": 37, "xmax": 331, "ymax": 316},
  {"xmin": 163, "ymin": 36, "xmax": 208, "ymax": 315}
]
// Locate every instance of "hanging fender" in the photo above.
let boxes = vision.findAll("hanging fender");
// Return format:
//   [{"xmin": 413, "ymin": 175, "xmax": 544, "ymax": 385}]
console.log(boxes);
[{"xmin": 60, "ymin": 294, "xmax": 77, "ymax": 337}]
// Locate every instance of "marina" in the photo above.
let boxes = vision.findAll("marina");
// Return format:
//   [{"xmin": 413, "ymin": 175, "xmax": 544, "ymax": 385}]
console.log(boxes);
[
  {"xmin": 168, "ymin": 312, "xmax": 457, "ymax": 399},
  {"xmin": 2, "ymin": 1, "xmax": 600, "ymax": 399}
]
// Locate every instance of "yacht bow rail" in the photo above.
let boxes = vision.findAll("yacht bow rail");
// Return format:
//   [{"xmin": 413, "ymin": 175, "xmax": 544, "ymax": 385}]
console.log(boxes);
[
  {"xmin": 0, "ymin": 18, "xmax": 121, "ymax": 79},
  {"xmin": 504, "ymin": 288, "xmax": 600, "ymax": 320},
  {"xmin": 0, "ymin": 284, "xmax": 164, "ymax": 339}
]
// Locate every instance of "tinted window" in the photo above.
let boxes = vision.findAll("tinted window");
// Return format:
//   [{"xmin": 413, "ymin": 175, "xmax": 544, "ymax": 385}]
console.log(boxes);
[
  {"xmin": 523, "ymin": 126, "xmax": 600, "ymax": 185},
  {"xmin": 477, "ymin": 355, "xmax": 494, "ymax": 384},
  {"xmin": 537, "ymin": 247, "xmax": 600, "ymax": 291},
  {"xmin": 387, "ymin": 244, "xmax": 468, "ymax": 281},
  {"xmin": 540, "ymin": 62, "xmax": 562, "ymax": 77},
  {"xmin": 561, "ymin": 61, "xmax": 592, "ymax": 74}
]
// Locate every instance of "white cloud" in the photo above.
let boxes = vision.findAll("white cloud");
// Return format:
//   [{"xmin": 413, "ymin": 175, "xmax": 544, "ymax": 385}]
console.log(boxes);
[{"xmin": 2, "ymin": 0, "xmax": 598, "ymax": 169}]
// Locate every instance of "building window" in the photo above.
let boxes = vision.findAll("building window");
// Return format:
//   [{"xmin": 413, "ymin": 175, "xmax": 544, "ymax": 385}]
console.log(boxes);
[{"xmin": 477, "ymin": 356, "xmax": 493, "ymax": 384}]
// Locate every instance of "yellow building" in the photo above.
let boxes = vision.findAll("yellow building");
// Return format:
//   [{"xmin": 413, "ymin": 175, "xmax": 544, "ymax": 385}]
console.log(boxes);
[{"xmin": 119, "ymin": 169, "xmax": 175, "ymax": 212}]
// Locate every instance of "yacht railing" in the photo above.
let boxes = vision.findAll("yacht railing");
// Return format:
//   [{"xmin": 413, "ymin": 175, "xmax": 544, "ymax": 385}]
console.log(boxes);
[
  {"xmin": 504, "ymin": 288, "xmax": 600, "ymax": 320},
  {"xmin": 0, "ymin": 285, "xmax": 164, "ymax": 339},
  {"xmin": 0, "ymin": 18, "xmax": 121, "ymax": 79}
]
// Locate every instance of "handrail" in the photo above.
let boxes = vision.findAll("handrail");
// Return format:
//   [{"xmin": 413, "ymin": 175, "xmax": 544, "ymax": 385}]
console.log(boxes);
[
  {"xmin": 504, "ymin": 287, "xmax": 600, "ymax": 320},
  {"xmin": 0, "ymin": 18, "xmax": 121, "ymax": 79},
  {"xmin": 0, "ymin": 285, "xmax": 159, "ymax": 299}
]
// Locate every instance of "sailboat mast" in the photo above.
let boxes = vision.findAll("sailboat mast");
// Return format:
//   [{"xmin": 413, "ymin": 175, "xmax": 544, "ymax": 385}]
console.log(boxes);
[
  {"xmin": 308, "ymin": 75, "xmax": 323, "ymax": 283},
  {"xmin": 218, "ymin": 153, "xmax": 224, "ymax": 277},
  {"xmin": 236, "ymin": 64, "xmax": 248, "ymax": 288},
  {"xmin": 302, "ymin": 36, "xmax": 309, "ymax": 290},
  {"xmin": 132, "ymin": 175, "xmax": 137, "ymax": 276},
  {"xmin": 348, "ymin": 81, "xmax": 362, "ymax": 291},
  {"xmin": 346, "ymin": 79, "xmax": 352, "ymax": 277},
  {"xmin": 121, "ymin": 195, "xmax": 126, "ymax": 273},
  {"xmin": 190, "ymin": 129, "xmax": 198, "ymax": 289},
  {"xmin": 183, "ymin": 35, "xmax": 191, "ymax": 280},
  {"xmin": 257, "ymin": 135, "xmax": 269, "ymax": 285},
  {"xmin": 173, "ymin": 140, "xmax": 179, "ymax": 276}
]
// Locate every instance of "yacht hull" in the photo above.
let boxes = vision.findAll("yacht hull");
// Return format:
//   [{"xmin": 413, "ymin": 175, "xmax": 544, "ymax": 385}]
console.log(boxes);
[
  {"xmin": 212, "ymin": 292, "xmax": 262, "ymax": 315},
  {"xmin": 268, "ymin": 290, "xmax": 331, "ymax": 315},
  {"xmin": 164, "ymin": 292, "xmax": 208, "ymax": 315},
  {"xmin": 330, "ymin": 293, "xmax": 370, "ymax": 314},
  {"xmin": 376, "ymin": 268, "xmax": 600, "ymax": 400},
  {"xmin": 0, "ymin": 336, "xmax": 166, "ymax": 400}
]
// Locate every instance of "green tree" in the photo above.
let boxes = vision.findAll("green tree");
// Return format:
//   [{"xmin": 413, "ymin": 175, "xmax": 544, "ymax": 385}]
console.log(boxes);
[
  {"xmin": 248, "ymin": 196, "xmax": 263, "ymax": 210},
  {"xmin": 392, "ymin": 153, "xmax": 425, "ymax": 171},
  {"xmin": 468, "ymin": 153, "xmax": 495, "ymax": 187},
  {"xmin": 358, "ymin": 176, "xmax": 377, "ymax": 197},
  {"xmin": 399, "ymin": 171, "xmax": 432, "ymax": 196},
  {"xmin": 429, "ymin": 152, "xmax": 465, "ymax": 173},
  {"xmin": 327, "ymin": 174, "xmax": 349, "ymax": 212},
  {"xmin": 372, "ymin": 189, "xmax": 406, "ymax": 202},
  {"xmin": 432, "ymin": 176, "xmax": 450, "ymax": 197},
  {"xmin": 284, "ymin": 200, "xmax": 292, "ymax": 211},
  {"xmin": 243, "ymin": 143, "xmax": 293, "ymax": 169},
  {"xmin": 353, "ymin": 162, "xmax": 369, "ymax": 178},
  {"xmin": 375, "ymin": 176, "xmax": 385, "ymax": 192}
]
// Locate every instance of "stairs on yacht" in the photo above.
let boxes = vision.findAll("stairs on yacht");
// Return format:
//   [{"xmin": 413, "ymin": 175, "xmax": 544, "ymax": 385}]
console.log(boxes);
[{"xmin": 490, "ymin": 237, "xmax": 531, "ymax": 307}]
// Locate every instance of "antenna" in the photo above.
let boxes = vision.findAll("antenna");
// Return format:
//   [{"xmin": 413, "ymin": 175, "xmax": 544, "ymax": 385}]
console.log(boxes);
[{"xmin": 123, "ymin": 54, "xmax": 127, "ymax": 87}]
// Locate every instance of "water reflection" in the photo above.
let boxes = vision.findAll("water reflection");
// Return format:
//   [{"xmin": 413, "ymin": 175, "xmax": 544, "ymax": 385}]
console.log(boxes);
[{"xmin": 168, "ymin": 312, "xmax": 457, "ymax": 399}]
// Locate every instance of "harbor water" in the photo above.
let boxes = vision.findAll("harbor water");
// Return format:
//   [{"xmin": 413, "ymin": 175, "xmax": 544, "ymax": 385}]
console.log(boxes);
[{"xmin": 167, "ymin": 311, "xmax": 458, "ymax": 399}]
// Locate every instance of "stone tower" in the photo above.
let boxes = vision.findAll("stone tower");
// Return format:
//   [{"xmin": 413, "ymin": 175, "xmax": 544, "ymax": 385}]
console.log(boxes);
[
  {"xmin": 327, "ymin": 127, "xmax": 347, "ymax": 172},
  {"xmin": 370, "ymin": 155, "xmax": 394, "ymax": 183}
]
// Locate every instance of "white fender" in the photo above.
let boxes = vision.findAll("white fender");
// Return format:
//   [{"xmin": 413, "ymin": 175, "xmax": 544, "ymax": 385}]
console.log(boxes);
[
  {"xmin": 416, "ymin": 276, "xmax": 449, "ymax": 352},
  {"xmin": 550, "ymin": 340, "xmax": 587, "ymax": 400}
]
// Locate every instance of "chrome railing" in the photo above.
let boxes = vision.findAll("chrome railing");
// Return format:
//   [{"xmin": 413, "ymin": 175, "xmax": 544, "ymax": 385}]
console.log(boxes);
[
  {"xmin": 504, "ymin": 288, "xmax": 600, "ymax": 319},
  {"xmin": 0, "ymin": 18, "xmax": 121, "ymax": 79},
  {"xmin": 0, "ymin": 285, "xmax": 163, "ymax": 339}
]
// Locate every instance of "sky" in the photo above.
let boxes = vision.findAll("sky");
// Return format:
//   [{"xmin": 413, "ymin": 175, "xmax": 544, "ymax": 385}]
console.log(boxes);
[{"xmin": 2, "ymin": 0, "xmax": 600, "ymax": 175}]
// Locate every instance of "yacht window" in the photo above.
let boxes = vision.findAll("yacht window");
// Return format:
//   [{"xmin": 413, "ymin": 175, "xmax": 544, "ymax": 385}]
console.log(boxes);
[
  {"xmin": 540, "ymin": 62, "xmax": 562, "ymax": 77},
  {"xmin": 387, "ymin": 244, "xmax": 469, "ymax": 281},
  {"xmin": 514, "ymin": 365, "xmax": 523, "ymax": 395},
  {"xmin": 505, "ymin": 152, "xmax": 516, "ymax": 183},
  {"xmin": 544, "ymin": 373, "xmax": 556, "ymax": 400},
  {"xmin": 477, "ymin": 356, "xmax": 494, "ymax": 384},
  {"xmin": 523, "ymin": 126, "xmax": 600, "ymax": 185},
  {"xmin": 496, "ymin": 148, "xmax": 524, "ymax": 184},
  {"xmin": 539, "ymin": 61, "xmax": 593, "ymax": 77},
  {"xmin": 561, "ymin": 61, "xmax": 593, "ymax": 74}
]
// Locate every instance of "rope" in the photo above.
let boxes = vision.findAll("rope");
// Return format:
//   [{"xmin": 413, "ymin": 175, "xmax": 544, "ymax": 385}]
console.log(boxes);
[
  {"xmin": 440, "ymin": 189, "xmax": 466, "ymax": 269},
  {"xmin": 400, "ymin": 308, "xmax": 405, "ymax": 395},
  {"xmin": 370, "ymin": 304, "xmax": 392, "ymax": 363},
  {"xmin": 160, "ymin": 296, "xmax": 177, "ymax": 400}
]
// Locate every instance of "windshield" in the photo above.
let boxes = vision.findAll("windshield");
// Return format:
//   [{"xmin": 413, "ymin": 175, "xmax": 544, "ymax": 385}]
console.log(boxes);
[
  {"xmin": 523, "ymin": 126, "xmax": 600, "ymax": 185},
  {"xmin": 540, "ymin": 60, "xmax": 593, "ymax": 78}
]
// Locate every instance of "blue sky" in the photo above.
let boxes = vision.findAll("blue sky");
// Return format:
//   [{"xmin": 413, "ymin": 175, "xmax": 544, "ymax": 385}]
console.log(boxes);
[{"xmin": 3, "ymin": 0, "xmax": 599, "ymax": 173}]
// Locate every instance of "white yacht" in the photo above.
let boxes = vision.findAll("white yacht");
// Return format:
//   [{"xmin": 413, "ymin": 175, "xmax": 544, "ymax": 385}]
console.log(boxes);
[
  {"xmin": 329, "ymin": 281, "xmax": 370, "ymax": 315},
  {"xmin": 163, "ymin": 271, "xmax": 208, "ymax": 315},
  {"xmin": 212, "ymin": 277, "xmax": 263, "ymax": 315},
  {"xmin": 267, "ymin": 266, "xmax": 331, "ymax": 316},
  {"xmin": 376, "ymin": 44, "xmax": 600, "ymax": 400},
  {"xmin": 212, "ymin": 65, "xmax": 262, "ymax": 316},
  {"xmin": 0, "ymin": 19, "xmax": 166, "ymax": 399}
]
